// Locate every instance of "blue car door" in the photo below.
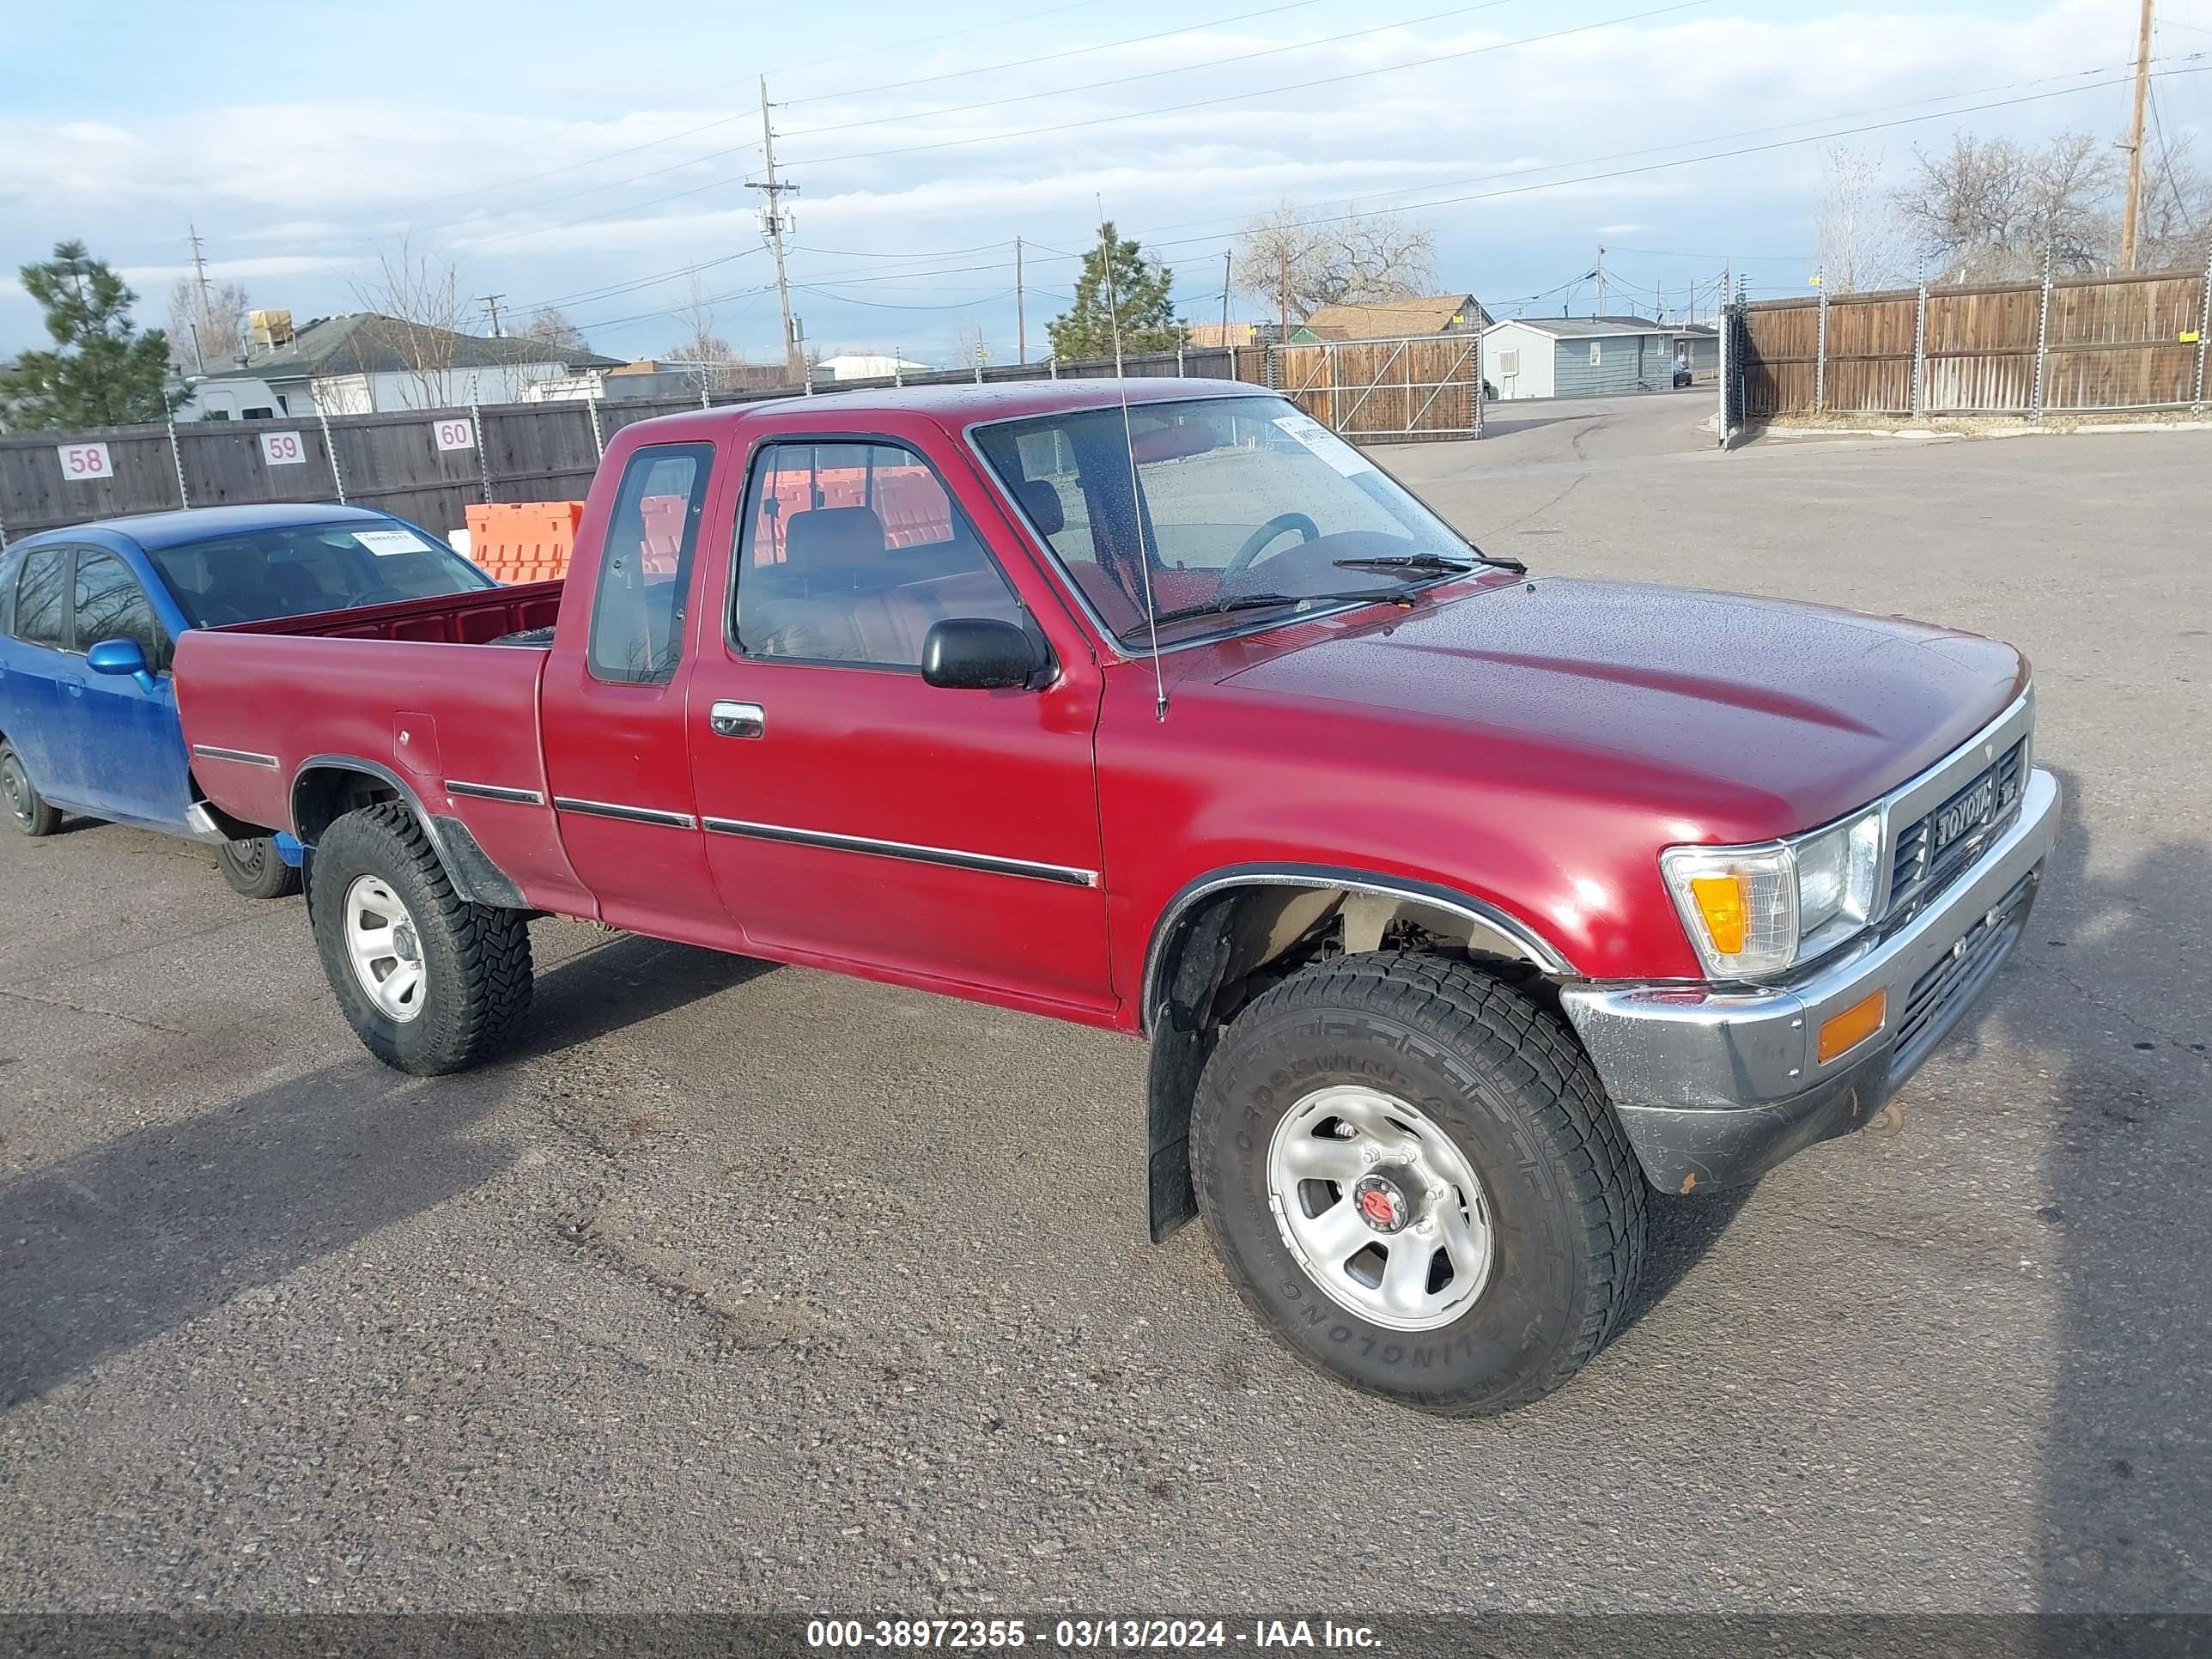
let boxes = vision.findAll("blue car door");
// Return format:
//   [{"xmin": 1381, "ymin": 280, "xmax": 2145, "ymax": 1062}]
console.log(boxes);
[
  {"xmin": 68, "ymin": 546, "xmax": 187, "ymax": 828},
  {"xmin": 0, "ymin": 544, "xmax": 82, "ymax": 806}
]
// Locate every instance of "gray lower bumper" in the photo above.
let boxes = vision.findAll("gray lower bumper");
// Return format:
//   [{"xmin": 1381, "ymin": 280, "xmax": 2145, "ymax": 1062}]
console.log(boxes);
[{"xmin": 1560, "ymin": 767, "xmax": 2061, "ymax": 1193}]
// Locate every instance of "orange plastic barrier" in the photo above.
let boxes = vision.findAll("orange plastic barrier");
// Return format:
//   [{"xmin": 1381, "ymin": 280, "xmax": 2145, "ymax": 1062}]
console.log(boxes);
[{"xmin": 465, "ymin": 501, "xmax": 584, "ymax": 586}]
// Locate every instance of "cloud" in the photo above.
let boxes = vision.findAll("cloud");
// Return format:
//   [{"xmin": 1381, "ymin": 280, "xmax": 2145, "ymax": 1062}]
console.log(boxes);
[{"xmin": 0, "ymin": 1, "xmax": 2150, "ymax": 359}]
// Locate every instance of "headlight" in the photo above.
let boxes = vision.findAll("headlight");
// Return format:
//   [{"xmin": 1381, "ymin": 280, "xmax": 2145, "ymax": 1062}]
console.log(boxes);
[{"xmin": 1661, "ymin": 808, "xmax": 1881, "ymax": 979}]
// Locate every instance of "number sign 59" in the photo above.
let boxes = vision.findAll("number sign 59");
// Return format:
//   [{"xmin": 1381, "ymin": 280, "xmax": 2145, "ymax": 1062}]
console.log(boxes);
[
  {"xmin": 259, "ymin": 431, "xmax": 306, "ymax": 466},
  {"xmin": 57, "ymin": 441, "xmax": 113, "ymax": 482},
  {"xmin": 434, "ymin": 417, "xmax": 476, "ymax": 453}
]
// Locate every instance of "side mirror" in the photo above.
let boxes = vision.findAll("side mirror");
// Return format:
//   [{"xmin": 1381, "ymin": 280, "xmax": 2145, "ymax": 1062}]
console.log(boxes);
[
  {"xmin": 921, "ymin": 618, "xmax": 1040, "ymax": 690},
  {"xmin": 87, "ymin": 637, "xmax": 157, "ymax": 690}
]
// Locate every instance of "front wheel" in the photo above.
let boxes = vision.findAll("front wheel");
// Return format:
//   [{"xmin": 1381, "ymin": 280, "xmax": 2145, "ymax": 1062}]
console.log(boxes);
[
  {"xmin": 307, "ymin": 801, "xmax": 533, "ymax": 1074},
  {"xmin": 217, "ymin": 836, "xmax": 302, "ymax": 899},
  {"xmin": 1, "ymin": 740, "xmax": 62, "ymax": 837},
  {"xmin": 1190, "ymin": 953, "xmax": 1646, "ymax": 1415}
]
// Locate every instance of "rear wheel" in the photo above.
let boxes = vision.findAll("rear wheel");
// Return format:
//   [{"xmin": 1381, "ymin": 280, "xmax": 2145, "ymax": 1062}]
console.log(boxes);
[
  {"xmin": 0, "ymin": 740, "xmax": 62, "ymax": 837},
  {"xmin": 307, "ymin": 801, "xmax": 533, "ymax": 1074},
  {"xmin": 217, "ymin": 835, "xmax": 302, "ymax": 899},
  {"xmin": 1190, "ymin": 952, "xmax": 1646, "ymax": 1415}
]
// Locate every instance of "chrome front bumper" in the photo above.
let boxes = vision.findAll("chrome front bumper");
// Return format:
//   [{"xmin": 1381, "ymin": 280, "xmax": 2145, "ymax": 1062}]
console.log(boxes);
[{"xmin": 1560, "ymin": 767, "xmax": 2061, "ymax": 1193}]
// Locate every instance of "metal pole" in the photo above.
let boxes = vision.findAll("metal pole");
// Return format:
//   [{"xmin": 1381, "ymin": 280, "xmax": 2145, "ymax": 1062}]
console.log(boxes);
[
  {"xmin": 166, "ymin": 412, "xmax": 191, "ymax": 509},
  {"xmin": 1015, "ymin": 236, "xmax": 1026, "ymax": 366},
  {"xmin": 2194, "ymin": 244, "xmax": 2211, "ymax": 416},
  {"xmin": 1814, "ymin": 282, "xmax": 1827, "ymax": 412},
  {"xmin": 2033, "ymin": 245, "xmax": 2053, "ymax": 423},
  {"xmin": 1220, "ymin": 250, "xmax": 1231, "ymax": 346},
  {"xmin": 1176, "ymin": 344, "xmax": 1185, "ymax": 379},
  {"xmin": 1912, "ymin": 279, "xmax": 1928, "ymax": 419},
  {"xmin": 471, "ymin": 398, "xmax": 492, "ymax": 503},
  {"xmin": 586, "ymin": 393, "xmax": 604, "ymax": 458},
  {"xmin": 318, "ymin": 405, "xmax": 345, "ymax": 503}
]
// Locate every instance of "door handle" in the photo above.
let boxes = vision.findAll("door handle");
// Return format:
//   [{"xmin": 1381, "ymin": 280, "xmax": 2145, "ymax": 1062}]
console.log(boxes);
[{"xmin": 708, "ymin": 700, "xmax": 765, "ymax": 739}]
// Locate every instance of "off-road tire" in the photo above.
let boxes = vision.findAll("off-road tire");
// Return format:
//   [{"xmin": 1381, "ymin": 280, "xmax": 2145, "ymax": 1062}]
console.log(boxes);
[
  {"xmin": 1190, "ymin": 952, "xmax": 1646, "ymax": 1415},
  {"xmin": 308, "ymin": 801, "xmax": 533, "ymax": 1075},
  {"xmin": 218, "ymin": 835, "xmax": 302, "ymax": 899},
  {"xmin": 1, "ymin": 740, "xmax": 63, "ymax": 836}
]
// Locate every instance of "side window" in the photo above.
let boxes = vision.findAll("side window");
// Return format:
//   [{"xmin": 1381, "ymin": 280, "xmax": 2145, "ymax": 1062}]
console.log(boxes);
[
  {"xmin": 732, "ymin": 441, "xmax": 1024, "ymax": 669},
  {"xmin": 586, "ymin": 442, "xmax": 714, "ymax": 684},
  {"xmin": 73, "ymin": 550, "xmax": 170, "ymax": 671},
  {"xmin": 14, "ymin": 547, "xmax": 70, "ymax": 649}
]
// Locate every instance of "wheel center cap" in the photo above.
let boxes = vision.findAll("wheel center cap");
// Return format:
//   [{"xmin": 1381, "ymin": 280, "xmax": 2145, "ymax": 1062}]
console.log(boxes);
[
  {"xmin": 1353, "ymin": 1168, "xmax": 1421, "ymax": 1235},
  {"xmin": 392, "ymin": 921, "xmax": 420, "ymax": 963}
]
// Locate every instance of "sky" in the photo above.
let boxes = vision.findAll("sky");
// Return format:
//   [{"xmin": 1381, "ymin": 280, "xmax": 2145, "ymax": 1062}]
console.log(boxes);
[{"xmin": 3, "ymin": 0, "xmax": 2208, "ymax": 368}]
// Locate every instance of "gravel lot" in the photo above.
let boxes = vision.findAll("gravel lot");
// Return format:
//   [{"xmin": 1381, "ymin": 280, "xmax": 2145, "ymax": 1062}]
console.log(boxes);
[{"xmin": 3, "ymin": 392, "xmax": 2206, "ymax": 1614}]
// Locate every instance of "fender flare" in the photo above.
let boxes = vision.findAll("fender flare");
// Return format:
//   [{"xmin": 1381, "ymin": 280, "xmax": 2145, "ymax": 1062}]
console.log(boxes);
[
  {"xmin": 289, "ymin": 753, "xmax": 526, "ymax": 908},
  {"xmin": 1139, "ymin": 862, "xmax": 1577, "ymax": 1035}
]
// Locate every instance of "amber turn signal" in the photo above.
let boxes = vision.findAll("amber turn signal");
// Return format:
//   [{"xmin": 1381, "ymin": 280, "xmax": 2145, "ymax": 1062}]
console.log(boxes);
[
  {"xmin": 1687, "ymin": 872, "xmax": 1748, "ymax": 955},
  {"xmin": 1817, "ymin": 989, "xmax": 1887, "ymax": 1064}
]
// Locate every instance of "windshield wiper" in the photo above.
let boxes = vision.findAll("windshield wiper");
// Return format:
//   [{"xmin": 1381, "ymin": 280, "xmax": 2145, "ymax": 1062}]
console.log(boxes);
[
  {"xmin": 1146, "ymin": 586, "xmax": 1415, "ymax": 629},
  {"xmin": 1332, "ymin": 549, "xmax": 1526, "ymax": 577}
]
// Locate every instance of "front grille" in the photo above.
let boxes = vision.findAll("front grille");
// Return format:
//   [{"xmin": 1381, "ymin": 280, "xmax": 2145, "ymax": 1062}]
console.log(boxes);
[
  {"xmin": 1885, "ymin": 739, "xmax": 2027, "ymax": 922},
  {"xmin": 1893, "ymin": 877, "xmax": 2030, "ymax": 1063}
]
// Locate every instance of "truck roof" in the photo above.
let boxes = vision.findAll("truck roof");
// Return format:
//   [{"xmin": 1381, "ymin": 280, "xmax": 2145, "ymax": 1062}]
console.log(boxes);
[{"xmin": 625, "ymin": 375, "xmax": 1261, "ymax": 443}]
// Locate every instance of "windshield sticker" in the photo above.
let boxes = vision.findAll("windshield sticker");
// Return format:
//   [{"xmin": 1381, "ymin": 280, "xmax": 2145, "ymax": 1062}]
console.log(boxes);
[
  {"xmin": 353, "ymin": 529, "xmax": 432, "ymax": 557},
  {"xmin": 1272, "ymin": 413, "xmax": 1376, "ymax": 477}
]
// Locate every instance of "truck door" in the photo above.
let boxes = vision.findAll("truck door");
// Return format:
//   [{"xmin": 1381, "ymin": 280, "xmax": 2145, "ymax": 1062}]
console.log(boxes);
[
  {"xmin": 685, "ymin": 435, "xmax": 1113, "ymax": 1013},
  {"xmin": 537, "ymin": 440, "xmax": 736, "ymax": 947}
]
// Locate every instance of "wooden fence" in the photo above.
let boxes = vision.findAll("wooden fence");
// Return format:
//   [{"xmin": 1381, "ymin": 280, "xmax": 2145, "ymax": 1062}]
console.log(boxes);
[
  {"xmin": 1271, "ymin": 336, "xmax": 1483, "ymax": 439},
  {"xmin": 0, "ymin": 344, "xmax": 1268, "ymax": 547},
  {"xmin": 1735, "ymin": 261, "xmax": 2212, "ymax": 422}
]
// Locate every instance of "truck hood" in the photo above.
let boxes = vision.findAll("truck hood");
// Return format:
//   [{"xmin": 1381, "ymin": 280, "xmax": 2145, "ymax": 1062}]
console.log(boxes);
[{"xmin": 1215, "ymin": 575, "xmax": 2027, "ymax": 839}]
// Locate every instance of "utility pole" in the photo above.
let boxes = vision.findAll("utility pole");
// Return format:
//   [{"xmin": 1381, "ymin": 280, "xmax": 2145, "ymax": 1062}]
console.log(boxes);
[
  {"xmin": 1220, "ymin": 249, "xmax": 1231, "ymax": 344},
  {"xmin": 185, "ymin": 222, "xmax": 213, "ymax": 373},
  {"xmin": 478, "ymin": 294, "xmax": 506, "ymax": 337},
  {"xmin": 1278, "ymin": 248, "xmax": 1290, "ymax": 343},
  {"xmin": 2120, "ymin": 0, "xmax": 2155, "ymax": 272},
  {"xmin": 1015, "ymin": 236, "xmax": 1026, "ymax": 365},
  {"xmin": 749, "ymin": 76, "xmax": 805, "ymax": 383},
  {"xmin": 1594, "ymin": 246, "xmax": 1607, "ymax": 319}
]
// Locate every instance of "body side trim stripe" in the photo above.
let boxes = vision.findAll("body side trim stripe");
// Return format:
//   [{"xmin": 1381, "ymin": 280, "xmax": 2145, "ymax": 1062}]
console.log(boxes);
[
  {"xmin": 446, "ymin": 780, "xmax": 545, "ymax": 806},
  {"xmin": 700, "ymin": 816, "xmax": 1098, "ymax": 887},
  {"xmin": 552, "ymin": 796, "xmax": 696, "ymax": 830},
  {"xmin": 192, "ymin": 744, "xmax": 280, "ymax": 769}
]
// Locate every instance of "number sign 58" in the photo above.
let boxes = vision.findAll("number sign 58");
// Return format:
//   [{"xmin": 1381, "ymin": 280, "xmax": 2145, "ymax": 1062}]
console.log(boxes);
[
  {"xmin": 434, "ymin": 417, "xmax": 476, "ymax": 452},
  {"xmin": 57, "ymin": 441, "xmax": 113, "ymax": 481}
]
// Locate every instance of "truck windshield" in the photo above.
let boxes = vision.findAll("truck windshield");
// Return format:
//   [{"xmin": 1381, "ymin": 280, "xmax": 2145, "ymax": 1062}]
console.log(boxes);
[
  {"xmin": 972, "ymin": 394, "xmax": 1491, "ymax": 643},
  {"xmin": 144, "ymin": 520, "xmax": 494, "ymax": 629}
]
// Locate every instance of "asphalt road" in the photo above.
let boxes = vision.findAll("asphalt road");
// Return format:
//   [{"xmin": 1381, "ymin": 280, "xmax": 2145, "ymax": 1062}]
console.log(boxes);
[{"xmin": 3, "ymin": 392, "xmax": 2207, "ymax": 1614}]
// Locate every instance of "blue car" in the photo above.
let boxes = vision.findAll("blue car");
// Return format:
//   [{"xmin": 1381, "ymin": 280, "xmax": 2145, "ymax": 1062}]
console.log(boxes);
[{"xmin": 0, "ymin": 503, "xmax": 494, "ymax": 896}]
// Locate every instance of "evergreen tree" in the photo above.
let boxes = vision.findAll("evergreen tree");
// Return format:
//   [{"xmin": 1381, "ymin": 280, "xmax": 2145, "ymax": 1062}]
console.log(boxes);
[
  {"xmin": 1046, "ymin": 222, "xmax": 1182, "ymax": 362},
  {"xmin": 0, "ymin": 241, "xmax": 178, "ymax": 428}
]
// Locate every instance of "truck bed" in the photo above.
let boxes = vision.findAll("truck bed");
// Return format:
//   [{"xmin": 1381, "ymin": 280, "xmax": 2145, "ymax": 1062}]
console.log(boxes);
[{"xmin": 173, "ymin": 579, "xmax": 588, "ymax": 915}]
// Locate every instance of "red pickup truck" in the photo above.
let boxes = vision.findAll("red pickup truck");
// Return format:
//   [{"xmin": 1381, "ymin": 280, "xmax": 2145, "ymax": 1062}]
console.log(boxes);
[{"xmin": 175, "ymin": 380, "xmax": 2058, "ymax": 1413}]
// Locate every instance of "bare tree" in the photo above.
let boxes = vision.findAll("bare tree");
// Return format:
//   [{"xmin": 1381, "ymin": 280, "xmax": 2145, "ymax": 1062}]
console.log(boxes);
[
  {"xmin": 514, "ymin": 305, "xmax": 590, "ymax": 354},
  {"xmin": 666, "ymin": 273, "xmax": 749, "ymax": 393},
  {"xmin": 1894, "ymin": 131, "xmax": 2118, "ymax": 283},
  {"xmin": 167, "ymin": 274, "xmax": 252, "ymax": 371},
  {"xmin": 954, "ymin": 325, "xmax": 989, "ymax": 369},
  {"xmin": 1235, "ymin": 202, "xmax": 1439, "ymax": 324},
  {"xmin": 2139, "ymin": 126, "xmax": 2212, "ymax": 270},
  {"xmin": 1815, "ymin": 146, "xmax": 1905, "ymax": 292},
  {"xmin": 351, "ymin": 238, "xmax": 467, "ymax": 407}
]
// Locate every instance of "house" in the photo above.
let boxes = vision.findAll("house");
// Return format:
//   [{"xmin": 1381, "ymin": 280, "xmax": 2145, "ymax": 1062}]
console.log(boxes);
[
  {"xmin": 814, "ymin": 353, "xmax": 934, "ymax": 383},
  {"xmin": 178, "ymin": 313, "xmax": 619, "ymax": 420},
  {"xmin": 1479, "ymin": 314, "xmax": 1686, "ymax": 400},
  {"xmin": 525, "ymin": 358, "xmax": 789, "ymax": 402},
  {"xmin": 1673, "ymin": 322, "xmax": 1721, "ymax": 380},
  {"xmin": 1299, "ymin": 293, "xmax": 1492, "ymax": 342}
]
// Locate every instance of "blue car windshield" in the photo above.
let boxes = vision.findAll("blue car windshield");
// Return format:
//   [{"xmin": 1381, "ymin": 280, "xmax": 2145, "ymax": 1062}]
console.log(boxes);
[{"xmin": 145, "ymin": 520, "xmax": 492, "ymax": 629}]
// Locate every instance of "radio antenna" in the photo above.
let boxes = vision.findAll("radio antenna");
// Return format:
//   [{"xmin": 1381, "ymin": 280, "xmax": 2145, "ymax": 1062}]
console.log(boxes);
[{"xmin": 1097, "ymin": 201, "xmax": 1169, "ymax": 722}]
